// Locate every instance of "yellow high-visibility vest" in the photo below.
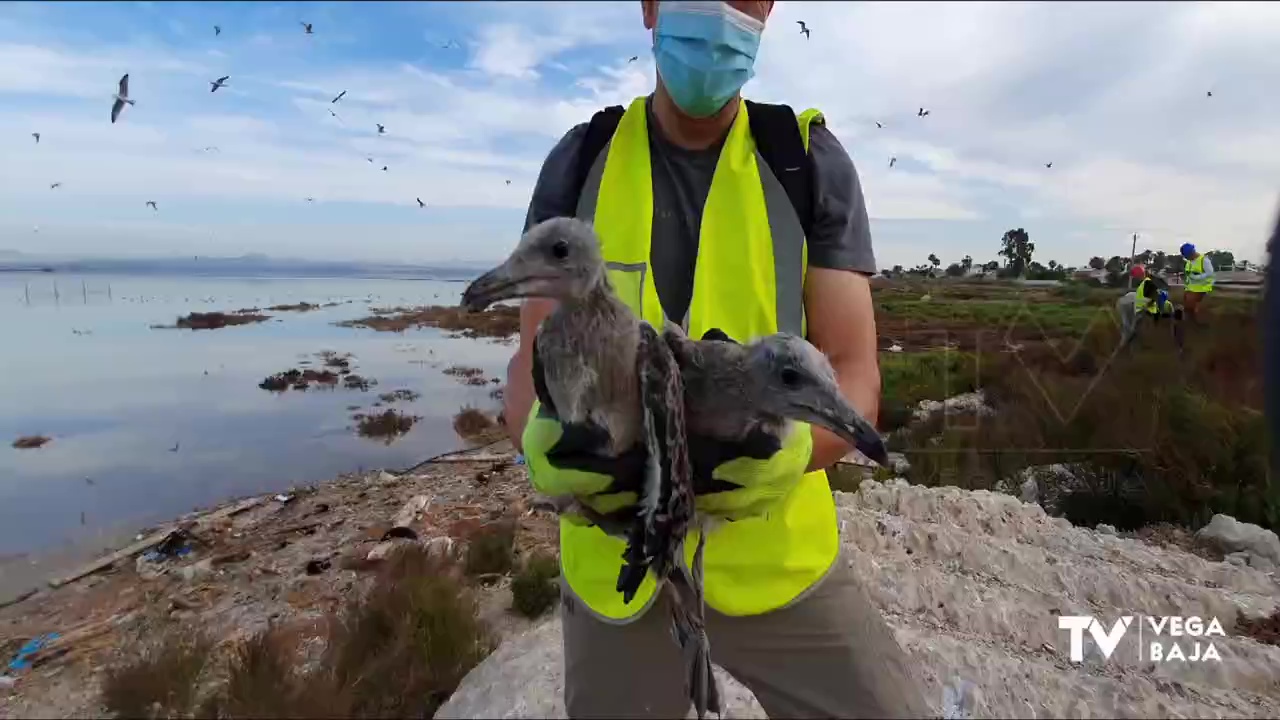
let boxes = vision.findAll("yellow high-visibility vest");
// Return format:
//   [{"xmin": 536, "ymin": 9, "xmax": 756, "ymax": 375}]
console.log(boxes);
[
  {"xmin": 534, "ymin": 96, "xmax": 839, "ymax": 621},
  {"xmin": 1185, "ymin": 255, "xmax": 1214, "ymax": 293}
]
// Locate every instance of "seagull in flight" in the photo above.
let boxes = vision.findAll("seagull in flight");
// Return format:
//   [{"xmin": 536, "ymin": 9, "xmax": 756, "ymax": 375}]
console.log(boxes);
[
  {"xmin": 31, "ymin": 132, "xmax": 40, "ymax": 143},
  {"xmin": 796, "ymin": 20, "xmax": 810, "ymax": 39},
  {"xmin": 111, "ymin": 73, "xmax": 135, "ymax": 124},
  {"xmin": 1206, "ymin": 90, "xmax": 1213, "ymax": 98},
  {"xmin": 376, "ymin": 123, "xmax": 385, "ymax": 134},
  {"xmin": 214, "ymin": 25, "xmax": 221, "ymax": 36},
  {"xmin": 1044, "ymin": 162, "xmax": 1053, "ymax": 169},
  {"xmin": 366, "ymin": 156, "xmax": 374, "ymax": 163},
  {"xmin": 50, "ymin": 182, "xmax": 62, "ymax": 189},
  {"xmin": 889, "ymin": 156, "xmax": 896, "ymax": 168},
  {"xmin": 875, "ymin": 122, "xmax": 883, "ymax": 129},
  {"xmin": 146, "ymin": 201, "xmax": 158, "ymax": 211},
  {"xmin": 200, "ymin": 145, "xmax": 220, "ymax": 153},
  {"xmin": 505, "ymin": 179, "xmax": 511, "ymax": 185},
  {"xmin": 331, "ymin": 89, "xmax": 347, "ymax": 104},
  {"xmin": 381, "ymin": 165, "xmax": 388, "ymax": 172},
  {"xmin": 301, "ymin": 21, "xmax": 313, "ymax": 35},
  {"xmin": 210, "ymin": 75, "xmax": 229, "ymax": 92},
  {"xmin": 917, "ymin": 107, "xmax": 930, "ymax": 117},
  {"xmin": 169, "ymin": 441, "xmax": 180, "ymax": 452},
  {"xmin": 416, "ymin": 197, "xmax": 425, "ymax": 208},
  {"xmin": 628, "ymin": 55, "xmax": 638, "ymax": 63},
  {"xmin": 305, "ymin": 197, "xmax": 315, "ymax": 203}
]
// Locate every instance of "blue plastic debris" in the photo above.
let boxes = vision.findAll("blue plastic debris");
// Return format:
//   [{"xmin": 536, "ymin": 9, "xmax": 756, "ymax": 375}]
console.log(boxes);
[
  {"xmin": 942, "ymin": 676, "xmax": 976, "ymax": 720},
  {"xmin": 515, "ymin": 453, "xmax": 525, "ymax": 466},
  {"xmin": 7, "ymin": 632, "xmax": 60, "ymax": 673}
]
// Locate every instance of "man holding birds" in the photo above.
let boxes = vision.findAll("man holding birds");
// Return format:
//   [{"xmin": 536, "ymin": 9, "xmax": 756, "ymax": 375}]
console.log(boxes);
[{"xmin": 501, "ymin": 1, "xmax": 928, "ymax": 718}]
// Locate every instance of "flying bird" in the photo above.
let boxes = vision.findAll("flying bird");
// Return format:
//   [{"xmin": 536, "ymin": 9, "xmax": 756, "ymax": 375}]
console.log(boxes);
[
  {"xmin": 200, "ymin": 145, "xmax": 220, "ymax": 153},
  {"xmin": 210, "ymin": 75, "xmax": 229, "ymax": 92},
  {"xmin": 169, "ymin": 441, "xmax": 180, "ymax": 452},
  {"xmin": 328, "ymin": 109, "xmax": 341, "ymax": 121},
  {"xmin": 301, "ymin": 21, "xmax": 313, "ymax": 34},
  {"xmin": 889, "ymin": 156, "xmax": 896, "ymax": 168},
  {"xmin": 31, "ymin": 132, "xmax": 40, "ymax": 143},
  {"xmin": 628, "ymin": 55, "xmax": 638, "ymax": 63},
  {"xmin": 305, "ymin": 197, "xmax": 315, "ymax": 203},
  {"xmin": 796, "ymin": 20, "xmax": 810, "ymax": 38},
  {"xmin": 331, "ymin": 89, "xmax": 346, "ymax": 103},
  {"xmin": 213, "ymin": 25, "xmax": 221, "ymax": 36},
  {"xmin": 146, "ymin": 201, "xmax": 158, "ymax": 211},
  {"xmin": 381, "ymin": 165, "xmax": 388, "ymax": 172},
  {"xmin": 1045, "ymin": 162, "xmax": 1053, "ymax": 169},
  {"xmin": 376, "ymin": 123, "xmax": 385, "ymax": 134},
  {"xmin": 1206, "ymin": 90, "xmax": 1213, "ymax": 98},
  {"xmin": 111, "ymin": 73, "xmax": 134, "ymax": 124},
  {"xmin": 875, "ymin": 122, "xmax": 883, "ymax": 129},
  {"xmin": 366, "ymin": 156, "xmax": 373, "ymax": 163},
  {"xmin": 917, "ymin": 107, "xmax": 930, "ymax": 117},
  {"xmin": 416, "ymin": 197, "xmax": 425, "ymax": 208},
  {"xmin": 505, "ymin": 179, "xmax": 511, "ymax": 185},
  {"xmin": 50, "ymin": 182, "xmax": 62, "ymax": 189}
]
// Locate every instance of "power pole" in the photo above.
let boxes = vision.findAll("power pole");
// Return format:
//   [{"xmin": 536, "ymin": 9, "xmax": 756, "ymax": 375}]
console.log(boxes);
[{"xmin": 1128, "ymin": 232, "xmax": 1139, "ymax": 289}]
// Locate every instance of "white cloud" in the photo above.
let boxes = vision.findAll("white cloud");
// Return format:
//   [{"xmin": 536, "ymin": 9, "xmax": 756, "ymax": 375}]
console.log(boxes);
[{"xmin": 0, "ymin": 1, "xmax": 1276, "ymax": 266}]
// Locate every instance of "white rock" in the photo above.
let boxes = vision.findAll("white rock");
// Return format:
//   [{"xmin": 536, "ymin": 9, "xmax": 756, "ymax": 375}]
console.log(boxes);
[
  {"xmin": 1096, "ymin": 524, "xmax": 1117, "ymax": 535},
  {"xmin": 1196, "ymin": 514, "xmax": 1280, "ymax": 567},
  {"xmin": 438, "ymin": 482, "xmax": 1280, "ymax": 719}
]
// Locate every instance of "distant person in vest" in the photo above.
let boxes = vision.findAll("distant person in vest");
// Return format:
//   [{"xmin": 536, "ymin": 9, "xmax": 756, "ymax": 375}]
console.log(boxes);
[
  {"xmin": 500, "ymin": 1, "xmax": 928, "ymax": 717},
  {"xmin": 1179, "ymin": 242, "xmax": 1215, "ymax": 323},
  {"xmin": 1118, "ymin": 264, "xmax": 1183, "ymax": 351}
]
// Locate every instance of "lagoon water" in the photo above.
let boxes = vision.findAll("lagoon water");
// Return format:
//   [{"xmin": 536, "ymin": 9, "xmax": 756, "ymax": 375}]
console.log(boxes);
[{"xmin": 0, "ymin": 273, "xmax": 510, "ymax": 570}]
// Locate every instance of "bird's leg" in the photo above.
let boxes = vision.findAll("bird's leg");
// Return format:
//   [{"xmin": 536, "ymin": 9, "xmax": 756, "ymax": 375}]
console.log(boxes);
[{"xmin": 663, "ymin": 519, "xmax": 720, "ymax": 719}]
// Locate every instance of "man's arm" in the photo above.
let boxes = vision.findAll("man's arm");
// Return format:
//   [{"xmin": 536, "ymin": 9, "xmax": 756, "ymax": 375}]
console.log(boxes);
[
  {"xmin": 504, "ymin": 298, "xmax": 557, "ymax": 453},
  {"xmin": 804, "ymin": 268, "xmax": 881, "ymax": 471},
  {"xmin": 802, "ymin": 124, "xmax": 882, "ymax": 472}
]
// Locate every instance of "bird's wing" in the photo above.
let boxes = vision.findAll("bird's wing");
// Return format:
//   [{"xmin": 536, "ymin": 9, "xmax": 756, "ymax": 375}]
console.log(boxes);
[
  {"xmin": 111, "ymin": 99, "xmax": 123, "ymax": 123},
  {"xmin": 118, "ymin": 74, "xmax": 129, "ymax": 96},
  {"xmin": 218, "ymin": 75, "xmax": 229, "ymax": 83}
]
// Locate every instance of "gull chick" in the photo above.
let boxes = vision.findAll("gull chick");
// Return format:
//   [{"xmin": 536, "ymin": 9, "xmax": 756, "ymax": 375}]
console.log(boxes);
[{"xmin": 111, "ymin": 73, "xmax": 134, "ymax": 124}]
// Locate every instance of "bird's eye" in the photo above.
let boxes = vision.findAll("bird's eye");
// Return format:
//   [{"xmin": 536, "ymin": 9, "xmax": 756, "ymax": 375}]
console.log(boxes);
[
  {"xmin": 779, "ymin": 366, "xmax": 800, "ymax": 387},
  {"xmin": 551, "ymin": 240, "xmax": 570, "ymax": 260}
]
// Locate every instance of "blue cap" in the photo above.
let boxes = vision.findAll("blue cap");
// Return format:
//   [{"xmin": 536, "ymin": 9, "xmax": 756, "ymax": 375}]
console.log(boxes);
[{"xmin": 1180, "ymin": 243, "xmax": 1195, "ymax": 257}]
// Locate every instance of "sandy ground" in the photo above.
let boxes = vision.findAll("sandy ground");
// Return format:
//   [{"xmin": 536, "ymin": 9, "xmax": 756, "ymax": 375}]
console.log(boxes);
[{"xmin": 0, "ymin": 439, "xmax": 552, "ymax": 719}]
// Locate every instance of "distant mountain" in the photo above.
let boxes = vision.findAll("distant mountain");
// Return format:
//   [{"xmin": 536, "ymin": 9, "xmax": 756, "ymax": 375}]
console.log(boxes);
[{"xmin": 0, "ymin": 254, "xmax": 495, "ymax": 281}]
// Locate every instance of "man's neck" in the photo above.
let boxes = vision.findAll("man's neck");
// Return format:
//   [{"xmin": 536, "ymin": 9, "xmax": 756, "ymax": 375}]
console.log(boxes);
[{"xmin": 651, "ymin": 84, "xmax": 739, "ymax": 151}]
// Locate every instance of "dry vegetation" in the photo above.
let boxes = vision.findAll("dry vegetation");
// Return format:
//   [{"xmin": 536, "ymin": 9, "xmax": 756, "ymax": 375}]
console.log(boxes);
[
  {"xmin": 352, "ymin": 409, "xmax": 420, "ymax": 444},
  {"xmin": 12, "ymin": 435, "xmax": 51, "ymax": 449},
  {"xmin": 443, "ymin": 365, "xmax": 495, "ymax": 387},
  {"xmin": 453, "ymin": 407, "xmax": 506, "ymax": 446},
  {"xmin": 157, "ymin": 312, "xmax": 271, "ymax": 331},
  {"xmin": 100, "ymin": 546, "xmax": 495, "ymax": 720},
  {"xmin": 336, "ymin": 304, "xmax": 519, "ymax": 340}
]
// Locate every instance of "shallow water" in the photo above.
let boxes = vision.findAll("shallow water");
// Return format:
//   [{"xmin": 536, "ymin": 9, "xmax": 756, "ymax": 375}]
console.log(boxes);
[{"xmin": 0, "ymin": 273, "xmax": 510, "ymax": 561}]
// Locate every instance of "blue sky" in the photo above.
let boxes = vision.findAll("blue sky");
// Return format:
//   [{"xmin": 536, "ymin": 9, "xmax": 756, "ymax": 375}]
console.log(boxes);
[{"xmin": 0, "ymin": 1, "xmax": 1277, "ymax": 269}]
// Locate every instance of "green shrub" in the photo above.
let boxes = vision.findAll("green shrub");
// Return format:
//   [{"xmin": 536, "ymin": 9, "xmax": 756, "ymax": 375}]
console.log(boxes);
[{"xmin": 510, "ymin": 552, "xmax": 560, "ymax": 619}]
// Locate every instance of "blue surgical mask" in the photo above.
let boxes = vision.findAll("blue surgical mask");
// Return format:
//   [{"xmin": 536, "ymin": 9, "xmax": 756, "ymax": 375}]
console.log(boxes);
[{"xmin": 653, "ymin": 1, "xmax": 765, "ymax": 119}]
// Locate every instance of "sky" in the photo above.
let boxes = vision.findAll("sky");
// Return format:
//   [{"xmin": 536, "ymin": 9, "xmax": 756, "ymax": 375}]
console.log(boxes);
[{"xmin": 0, "ymin": 1, "xmax": 1277, "ymax": 269}]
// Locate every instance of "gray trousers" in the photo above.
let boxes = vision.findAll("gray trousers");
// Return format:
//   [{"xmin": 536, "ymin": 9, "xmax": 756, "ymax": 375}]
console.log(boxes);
[{"xmin": 560, "ymin": 553, "xmax": 931, "ymax": 719}]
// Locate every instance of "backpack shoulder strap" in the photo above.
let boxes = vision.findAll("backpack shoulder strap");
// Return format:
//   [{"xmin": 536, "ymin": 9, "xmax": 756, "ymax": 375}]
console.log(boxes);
[
  {"xmin": 744, "ymin": 100, "xmax": 816, "ymax": 240},
  {"xmin": 572, "ymin": 105, "xmax": 625, "ymax": 212}
]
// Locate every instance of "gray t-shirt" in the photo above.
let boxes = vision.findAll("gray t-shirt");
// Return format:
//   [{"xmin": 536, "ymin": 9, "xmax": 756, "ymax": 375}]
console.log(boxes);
[{"xmin": 523, "ymin": 96, "xmax": 876, "ymax": 323}]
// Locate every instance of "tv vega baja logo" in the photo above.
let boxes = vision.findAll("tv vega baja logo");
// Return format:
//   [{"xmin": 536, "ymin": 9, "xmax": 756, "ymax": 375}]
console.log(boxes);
[{"xmin": 1058, "ymin": 615, "xmax": 1225, "ymax": 662}]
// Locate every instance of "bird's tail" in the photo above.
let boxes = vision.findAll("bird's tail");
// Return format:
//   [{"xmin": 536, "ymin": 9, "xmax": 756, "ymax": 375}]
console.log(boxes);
[{"xmin": 664, "ymin": 528, "xmax": 720, "ymax": 719}]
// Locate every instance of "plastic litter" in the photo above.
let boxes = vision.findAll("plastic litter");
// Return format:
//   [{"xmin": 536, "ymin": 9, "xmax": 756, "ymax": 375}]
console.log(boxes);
[
  {"xmin": 515, "ymin": 453, "xmax": 526, "ymax": 466},
  {"xmin": 942, "ymin": 676, "xmax": 976, "ymax": 720},
  {"xmin": 6, "ymin": 633, "xmax": 60, "ymax": 673},
  {"xmin": 274, "ymin": 494, "xmax": 294, "ymax": 504}
]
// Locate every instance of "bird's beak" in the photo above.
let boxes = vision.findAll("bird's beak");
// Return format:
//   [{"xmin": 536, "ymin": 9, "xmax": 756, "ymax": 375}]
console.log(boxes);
[
  {"xmin": 789, "ymin": 394, "xmax": 889, "ymax": 467},
  {"xmin": 460, "ymin": 258, "xmax": 552, "ymax": 313}
]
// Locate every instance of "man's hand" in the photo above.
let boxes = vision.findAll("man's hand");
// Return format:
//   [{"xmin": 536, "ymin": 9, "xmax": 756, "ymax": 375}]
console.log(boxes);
[{"xmin": 802, "ymin": 268, "xmax": 881, "ymax": 471}]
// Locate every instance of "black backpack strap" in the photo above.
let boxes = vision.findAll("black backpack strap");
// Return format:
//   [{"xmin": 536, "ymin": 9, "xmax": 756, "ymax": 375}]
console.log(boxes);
[
  {"xmin": 572, "ymin": 105, "xmax": 625, "ymax": 211},
  {"xmin": 744, "ymin": 100, "xmax": 815, "ymax": 240}
]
